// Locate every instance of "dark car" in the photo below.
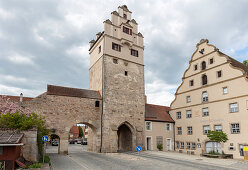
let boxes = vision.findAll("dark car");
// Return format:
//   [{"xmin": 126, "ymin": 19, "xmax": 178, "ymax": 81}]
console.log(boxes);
[
  {"xmin": 52, "ymin": 140, "xmax": 59, "ymax": 146},
  {"xmin": 69, "ymin": 140, "xmax": 75, "ymax": 144}
]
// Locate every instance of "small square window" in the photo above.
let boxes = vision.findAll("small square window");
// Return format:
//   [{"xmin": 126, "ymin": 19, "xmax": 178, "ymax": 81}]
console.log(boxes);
[
  {"xmin": 223, "ymin": 87, "xmax": 228, "ymax": 94},
  {"xmin": 214, "ymin": 125, "xmax": 222, "ymax": 132},
  {"xmin": 125, "ymin": 71, "xmax": 128, "ymax": 76},
  {"xmin": 95, "ymin": 101, "xmax": 100, "ymax": 107},
  {"xmin": 190, "ymin": 80, "xmax": 194, "ymax": 87},
  {"xmin": 202, "ymin": 107, "xmax": 209, "ymax": 116},
  {"xmin": 203, "ymin": 125, "xmax": 210, "ymax": 135},
  {"xmin": 113, "ymin": 59, "xmax": 118, "ymax": 64},
  {"xmin": 146, "ymin": 122, "xmax": 152, "ymax": 130},
  {"xmin": 194, "ymin": 65, "xmax": 198, "ymax": 71},
  {"xmin": 192, "ymin": 143, "xmax": 196, "ymax": 150},
  {"xmin": 131, "ymin": 49, "xmax": 139, "ymax": 57},
  {"xmin": 217, "ymin": 70, "xmax": 222, "ymax": 78},
  {"xmin": 187, "ymin": 126, "xmax": 193, "ymax": 135},
  {"xmin": 186, "ymin": 142, "xmax": 191, "ymax": 149},
  {"xmin": 180, "ymin": 142, "xmax": 184, "ymax": 149},
  {"xmin": 230, "ymin": 103, "xmax": 238, "ymax": 113},
  {"xmin": 112, "ymin": 42, "xmax": 121, "ymax": 51},
  {"xmin": 210, "ymin": 58, "xmax": 214, "ymax": 64},
  {"xmin": 231, "ymin": 123, "xmax": 240, "ymax": 134}
]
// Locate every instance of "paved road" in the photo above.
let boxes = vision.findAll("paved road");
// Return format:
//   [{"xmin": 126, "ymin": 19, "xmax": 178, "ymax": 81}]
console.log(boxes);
[{"xmin": 47, "ymin": 145, "xmax": 248, "ymax": 170}]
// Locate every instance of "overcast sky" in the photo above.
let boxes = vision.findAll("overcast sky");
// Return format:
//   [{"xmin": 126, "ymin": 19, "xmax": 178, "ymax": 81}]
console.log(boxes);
[{"xmin": 0, "ymin": 0, "xmax": 248, "ymax": 106}]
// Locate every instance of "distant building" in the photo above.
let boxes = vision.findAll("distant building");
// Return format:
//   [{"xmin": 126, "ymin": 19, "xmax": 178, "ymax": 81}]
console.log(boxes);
[
  {"xmin": 145, "ymin": 104, "xmax": 174, "ymax": 151},
  {"xmin": 69, "ymin": 125, "xmax": 79, "ymax": 140},
  {"xmin": 170, "ymin": 39, "xmax": 248, "ymax": 159}
]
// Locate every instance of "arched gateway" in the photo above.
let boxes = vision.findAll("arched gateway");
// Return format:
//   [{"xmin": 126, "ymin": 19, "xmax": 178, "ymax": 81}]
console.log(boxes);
[{"xmin": 22, "ymin": 5, "xmax": 145, "ymax": 154}]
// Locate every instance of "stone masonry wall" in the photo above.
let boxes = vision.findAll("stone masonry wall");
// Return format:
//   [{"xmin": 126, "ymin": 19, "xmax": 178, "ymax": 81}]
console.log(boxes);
[
  {"xmin": 23, "ymin": 93, "xmax": 102, "ymax": 153},
  {"xmin": 101, "ymin": 55, "xmax": 145, "ymax": 152}
]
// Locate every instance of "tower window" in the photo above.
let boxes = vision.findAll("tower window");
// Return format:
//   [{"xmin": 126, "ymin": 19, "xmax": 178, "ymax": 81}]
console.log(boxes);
[
  {"xmin": 131, "ymin": 49, "xmax": 139, "ymax": 57},
  {"xmin": 113, "ymin": 59, "xmax": 118, "ymax": 64},
  {"xmin": 202, "ymin": 74, "xmax": 208, "ymax": 85},
  {"xmin": 98, "ymin": 46, "xmax": 101, "ymax": 53},
  {"xmin": 123, "ymin": 26, "xmax": 132, "ymax": 35},
  {"xmin": 112, "ymin": 42, "xmax": 121, "ymax": 52},
  {"xmin": 125, "ymin": 71, "xmax": 128, "ymax": 76},
  {"xmin": 201, "ymin": 61, "xmax": 206, "ymax": 70},
  {"xmin": 123, "ymin": 14, "xmax": 127, "ymax": 19},
  {"xmin": 95, "ymin": 101, "xmax": 100, "ymax": 107}
]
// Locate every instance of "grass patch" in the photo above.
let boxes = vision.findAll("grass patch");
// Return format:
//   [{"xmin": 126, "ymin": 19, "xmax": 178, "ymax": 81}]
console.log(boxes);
[{"xmin": 39, "ymin": 155, "xmax": 51, "ymax": 165}]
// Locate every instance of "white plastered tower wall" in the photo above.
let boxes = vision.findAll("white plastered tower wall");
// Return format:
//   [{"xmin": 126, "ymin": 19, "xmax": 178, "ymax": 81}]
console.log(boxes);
[
  {"xmin": 89, "ymin": 5, "xmax": 145, "ymax": 152},
  {"xmin": 170, "ymin": 39, "xmax": 248, "ymax": 159}
]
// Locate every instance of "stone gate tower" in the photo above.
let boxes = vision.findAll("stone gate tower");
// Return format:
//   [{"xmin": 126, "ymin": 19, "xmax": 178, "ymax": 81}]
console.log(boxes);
[{"xmin": 89, "ymin": 5, "xmax": 145, "ymax": 152}]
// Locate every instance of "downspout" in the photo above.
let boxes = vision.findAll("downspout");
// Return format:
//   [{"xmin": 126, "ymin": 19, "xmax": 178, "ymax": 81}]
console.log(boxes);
[{"xmin": 100, "ymin": 34, "xmax": 105, "ymax": 153}]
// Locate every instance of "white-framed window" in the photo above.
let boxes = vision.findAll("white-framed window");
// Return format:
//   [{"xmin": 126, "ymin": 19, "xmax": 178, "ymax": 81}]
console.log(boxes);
[
  {"xmin": 186, "ymin": 110, "xmax": 192, "ymax": 118},
  {"xmin": 186, "ymin": 96, "xmax": 191, "ymax": 103},
  {"xmin": 202, "ymin": 107, "xmax": 209, "ymax": 116},
  {"xmin": 231, "ymin": 123, "xmax": 240, "ymax": 134},
  {"xmin": 203, "ymin": 125, "xmax": 210, "ymax": 135},
  {"xmin": 177, "ymin": 127, "xmax": 182, "ymax": 135},
  {"xmin": 146, "ymin": 121, "xmax": 152, "ymax": 131},
  {"xmin": 192, "ymin": 143, "xmax": 196, "ymax": 150},
  {"xmin": 187, "ymin": 126, "xmax": 193, "ymax": 135},
  {"xmin": 202, "ymin": 91, "xmax": 208, "ymax": 102},
  {"xmin": 176, "ymin": 112, "xmax": 181, "ymax": 119},
  {"xmin": 180, "ymin": 142, "xmax": 184, "ymax": 149},
  {"xmin": 229, "ymin": 103, "xmax": 238, "ymax": 113},
  {"xmin": 186, "ymin": 142, "xmax": 191, "ymax": 149},
  {"xmin": 166, "ymin": 123, "xmax": 171, "ymax": 131},
  {"xmin": 223, "ymin": 87, "xmax": 228, "ymax": 94},
  {"xmin": 214, "ymin": 125, "xmax": 222, "ymax": 132}
]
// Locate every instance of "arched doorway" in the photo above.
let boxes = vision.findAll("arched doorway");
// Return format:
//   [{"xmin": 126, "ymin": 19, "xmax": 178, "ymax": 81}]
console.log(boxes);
[{"xmin": 117, "ymin": 124, "xmax": 132, "ymax": 152}]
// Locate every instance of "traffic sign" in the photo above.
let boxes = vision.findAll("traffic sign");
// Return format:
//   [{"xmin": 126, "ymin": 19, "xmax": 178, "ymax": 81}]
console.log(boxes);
[
  {"xmin": 42, "ymin": 136, "xmax": 49, "ymax": 142},
  {"xmin": 136, "ymin": 146, "xmax": 141, "ymax": 152}
]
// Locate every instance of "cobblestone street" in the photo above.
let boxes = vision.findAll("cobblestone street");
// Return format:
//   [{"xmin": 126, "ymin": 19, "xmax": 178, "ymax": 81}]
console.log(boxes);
[{"xmin": 47, "ymin": 145, "xmax": 248, "ymax": 170}]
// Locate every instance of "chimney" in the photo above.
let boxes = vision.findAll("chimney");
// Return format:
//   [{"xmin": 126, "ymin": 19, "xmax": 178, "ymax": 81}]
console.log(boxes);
[
  {"xmin": 89, "ymin": 40, "xmax": 95, "ymax": 48},
  {"xmin": 96, "ymin": 32, "xmax": 101, "ymax": 39},
  {"xmin": 20, "ymin": 93, "xmax": 23, "ymax": 102}
]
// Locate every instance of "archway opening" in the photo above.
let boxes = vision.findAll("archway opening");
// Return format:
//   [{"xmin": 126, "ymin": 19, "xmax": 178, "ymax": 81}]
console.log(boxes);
[
  {"xmin": 46, "ymin": 134, "xmax": 60, "ymax": 154},
  {"xmin": 117, "ymin": 124, "xmax": 132, "ymax": 152}
]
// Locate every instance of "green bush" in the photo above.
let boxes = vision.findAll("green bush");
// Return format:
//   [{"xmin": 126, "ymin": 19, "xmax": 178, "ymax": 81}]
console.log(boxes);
[
  {"xmin": 39, "ymin": 155, "xmax": 51, "ymax": 164},
  {"xmin": 25, "ymin": 163, "xmax": 42, "ymax": 169},
  {"xmin": 0, "ymin": 112, "xmax": 49, "ymax": 156},
  {"xmin": 157, "ymin": 144, "xmax": 163, "ymax": 151}
]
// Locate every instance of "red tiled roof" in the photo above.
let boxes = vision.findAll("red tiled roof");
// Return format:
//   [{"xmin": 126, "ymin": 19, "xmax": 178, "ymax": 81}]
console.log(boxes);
[
  {"xmin": 145, "ymin": 104, "xmax": 174, "ymax": 123},
  {"xmin": 47, "ymin": 85, "xmax": 101, "ymax": 99},
  {"xmin": 0, "ymin": 95, "xmax": 33, "ymax": 102}
]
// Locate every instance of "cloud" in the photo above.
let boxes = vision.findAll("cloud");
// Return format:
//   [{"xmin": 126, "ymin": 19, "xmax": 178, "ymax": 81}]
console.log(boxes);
[{"xmin": 0, "ymin": 0, "xmax": 248, "ymax": 106}]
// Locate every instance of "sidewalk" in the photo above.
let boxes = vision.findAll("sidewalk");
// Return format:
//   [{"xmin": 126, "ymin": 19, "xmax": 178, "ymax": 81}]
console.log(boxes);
[{"xmin": 143, "ymin": 151, "xmax": 248, "ymax": 170}]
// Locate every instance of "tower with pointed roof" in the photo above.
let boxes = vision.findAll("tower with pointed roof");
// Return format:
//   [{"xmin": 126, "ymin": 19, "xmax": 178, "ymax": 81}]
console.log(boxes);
[{"xmin": 89, "ymin": 5, "xmax": 145, "ymax": 152}]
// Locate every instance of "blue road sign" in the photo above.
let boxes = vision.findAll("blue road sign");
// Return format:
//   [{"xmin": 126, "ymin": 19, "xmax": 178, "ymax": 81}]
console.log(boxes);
[
  {"xmin": 42, "ymin": 136, "xmax": 49, "ymax": 142},
  {"xmin": 136, "ymin": 146, "xmax": 141, "ymax": 152}
]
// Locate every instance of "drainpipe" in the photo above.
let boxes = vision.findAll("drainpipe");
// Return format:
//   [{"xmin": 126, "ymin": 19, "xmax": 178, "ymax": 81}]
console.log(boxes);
[{"xmin": 100, "ymin": 33, "xmax": 105, "ymax": 153}]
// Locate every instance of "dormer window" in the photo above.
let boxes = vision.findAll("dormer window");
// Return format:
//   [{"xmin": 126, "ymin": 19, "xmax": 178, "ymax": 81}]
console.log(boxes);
[
  {"xmin": 123, "ymin": 14, "xmax": 127, "ymax": 19},
  {"xmin": 123, "ymin": 26, "xmax": 132, "ymax": 35}
]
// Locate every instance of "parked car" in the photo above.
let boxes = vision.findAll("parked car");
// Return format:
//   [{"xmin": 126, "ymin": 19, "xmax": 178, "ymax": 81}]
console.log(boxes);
[
  {"xmin": 81, "ymin": 139, "xmax": 87, "ymax": 145},
  {"xmin": 52, "ymin": 140, "xmax": 58, "ymax": 146},
  {"xmin": 77, "ymin": 140, "xmax": 82, "ymax": 144},
  {"xmin": 69, "ymin": 140, "xmax": 75, "ymax": 144}
]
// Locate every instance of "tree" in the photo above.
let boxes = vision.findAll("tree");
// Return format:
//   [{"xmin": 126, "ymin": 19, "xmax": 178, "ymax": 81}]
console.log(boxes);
[
  {"xmin": 243, "ymin": 60, "xmax": 248, "ymax": 66},
  {"xmin": 207, "ymin": 130, "xmax": 228, "ymax": 143},
  {"xmin": 78, "ymin": 126, "xmax": 83, "ymax": 138}
]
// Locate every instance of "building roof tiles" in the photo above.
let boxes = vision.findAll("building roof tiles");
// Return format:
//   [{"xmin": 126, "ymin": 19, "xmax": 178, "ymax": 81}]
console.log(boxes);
[{"xmin": 145, "ymin": 104, "xmax": 174, "ymax": 123}]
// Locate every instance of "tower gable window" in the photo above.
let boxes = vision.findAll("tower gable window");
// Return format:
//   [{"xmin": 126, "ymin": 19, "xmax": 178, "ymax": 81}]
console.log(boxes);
[
  {"xmin": 95, "ymin": 101, "xmax": 100, "ymax": 107},
  {"xmin": 201, "ymin": 61, "xmax": 206, "ymax": 70},
  {"xmin": 217, "ymin": 70, "xmax": 222, "ymax": 78},
  {"xmin": 194, "ymin": 64, "xmax": 198, "ymax": 71},
  {"xmin": 112, "ymin": 42, "xmax": 121, "ymax": 52},
  {"xmin": 189, "ymin": 80, "xmax": 194, "ymax": 87},
  {"xmin": 131, "ymin": 49, "xmax": 139, "ymax": 57},
  {"xmin": 123, "ymin": 26, "xmax": 132, "ymax": 35},
  {"xmin": 123, "ymin": 14, "xmax": 127, "ymax": 19},
  {"xmin": 202, "ymin": 74, "xmax": 208, "ymax": 85},
  {"xmin": 125, "ymin": 71, "xmax": 128, "ymax": 76}
]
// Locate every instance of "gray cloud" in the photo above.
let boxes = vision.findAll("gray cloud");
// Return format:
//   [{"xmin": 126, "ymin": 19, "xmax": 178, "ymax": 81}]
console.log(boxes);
[{"xmin": 0, "ymin": 0, "xmax": 248, "ymax": 106}]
